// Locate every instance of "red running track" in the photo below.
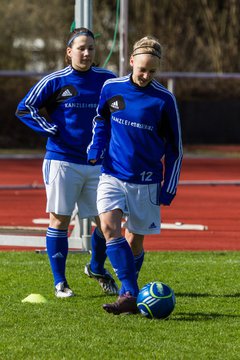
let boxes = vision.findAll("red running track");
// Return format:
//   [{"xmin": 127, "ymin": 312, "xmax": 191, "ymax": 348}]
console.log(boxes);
[{"xmin": 0, "ymin": 156, "xmax": 240, "ymax": 251}]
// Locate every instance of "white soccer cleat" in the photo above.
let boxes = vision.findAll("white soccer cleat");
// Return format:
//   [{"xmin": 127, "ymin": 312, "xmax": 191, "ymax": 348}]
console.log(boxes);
[{"xmin": 55, "ymin": 281, "xmax": 75, "ymax": 298}]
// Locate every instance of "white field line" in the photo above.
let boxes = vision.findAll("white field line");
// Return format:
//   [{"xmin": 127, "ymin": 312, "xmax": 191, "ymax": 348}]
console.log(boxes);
[
  {"xmin": 32, "ymin": 219, "xmax": 208, "ymax": 231},
  {"xmin": 0, "ymin": 234, "xmax": 83, "ymax": 249},
  {"xmin": 180, "ymin": 179, "xmax": 240, "ymax": 186},
  {"xmin": 0, "ymin": 218, "xmax": 207, "ymax": 249}
]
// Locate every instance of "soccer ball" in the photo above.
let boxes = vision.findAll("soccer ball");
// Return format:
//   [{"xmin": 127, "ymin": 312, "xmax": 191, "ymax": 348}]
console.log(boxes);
[{"xmin": 137, "ymin": 281, "xmax": 176, "ymax": 319}]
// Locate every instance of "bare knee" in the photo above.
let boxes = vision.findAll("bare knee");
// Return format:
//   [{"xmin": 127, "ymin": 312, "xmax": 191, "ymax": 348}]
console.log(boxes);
[
  {"xmin": 49, "ymin": 213, "xmax": 71, "ymax": 230},
  {"xmin": 100, "ymin": 222, "xmax": 120, "ymax": 241},
  {"xmin": 99, "ymin": 210, "xmax": 123, "ymax": 241}
]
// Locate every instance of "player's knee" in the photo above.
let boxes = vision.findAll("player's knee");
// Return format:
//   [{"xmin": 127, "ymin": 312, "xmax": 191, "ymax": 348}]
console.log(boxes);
[
  {"xmin": 100, "ymin": 222, "xmax": 120, "ymax": 241},
  {"xmin": 49, "ymin": 213, "xmax": 71, "ymax": 229}
]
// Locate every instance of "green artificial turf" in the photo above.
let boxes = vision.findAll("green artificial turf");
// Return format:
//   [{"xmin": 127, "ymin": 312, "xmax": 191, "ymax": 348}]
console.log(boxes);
[{"xmin": 0, "ymin": 251, "xmax": 239, "ymax": 360}]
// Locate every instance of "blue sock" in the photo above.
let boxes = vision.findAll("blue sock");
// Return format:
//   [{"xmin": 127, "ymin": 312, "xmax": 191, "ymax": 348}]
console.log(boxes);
[
  {"xmin": 134, "ymin": 250, "xmax": 145, "ymax": 279},
  {"xmin": 106, "ymin": 237, "xmax": 139, "ymax": 297},
  {"xmin": 119, "ymin": 250, "xmax": 145, "ymax": 296},
  {"xmin": 90, "ymin": 227, "xmax": 106, "ymax": 275},
  {"xmin": 46, "ymin": 227, "xmax": 68, "ymax": 286}
]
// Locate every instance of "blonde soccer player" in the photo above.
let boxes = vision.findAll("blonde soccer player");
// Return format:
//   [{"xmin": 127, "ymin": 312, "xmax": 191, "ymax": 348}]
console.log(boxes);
[{"xmin": 88, "ymin": 36, "xmax": 183, "ymax": 314}]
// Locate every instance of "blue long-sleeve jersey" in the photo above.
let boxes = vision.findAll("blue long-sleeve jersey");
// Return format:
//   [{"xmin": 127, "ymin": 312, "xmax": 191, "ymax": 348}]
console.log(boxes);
[
  {"xmin": 16, "ymin": 66, "xmax": 116, "ymax": 164},
  {"xmin": 87, "ymin": 74, "xmax": 183, "ymax": 203}
]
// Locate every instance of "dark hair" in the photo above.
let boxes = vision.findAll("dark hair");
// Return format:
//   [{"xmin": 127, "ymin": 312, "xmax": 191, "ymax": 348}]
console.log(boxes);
[{"xmin": 65, "ymin": 27, "xmax": 95, "ymax": 65}]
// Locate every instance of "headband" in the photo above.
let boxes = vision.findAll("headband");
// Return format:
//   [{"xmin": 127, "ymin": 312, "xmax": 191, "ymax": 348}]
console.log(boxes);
[
  {"xmin": 132, "ymin": 45, "xmax": 161, "ymax": 59},
  {"xmin": 67, "ymin": 30, "xmax": 94, "ymax": 47},
  {"xmin": 132, "ymin": 52, "xmax": 161, "ymax": 59}
]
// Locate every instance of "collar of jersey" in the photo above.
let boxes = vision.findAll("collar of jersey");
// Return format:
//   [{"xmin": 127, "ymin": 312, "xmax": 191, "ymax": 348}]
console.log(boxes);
[
  {"xmin": 129, "ymin": 74, "xmax": 152, "ymax": 91},
  {"xmin": 71, "ymin": 66, "xmax": 92, "ymax": 76}
]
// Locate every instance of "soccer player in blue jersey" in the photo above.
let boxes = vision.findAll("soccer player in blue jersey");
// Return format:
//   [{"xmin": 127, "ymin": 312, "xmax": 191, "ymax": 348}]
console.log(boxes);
[
  {"xmin": 88, "ymin": 35, "xmax": 183, "ymax": 314},
  {"xmin": 16, "ymin": 28, "xmax": 119, "ymax": 298}
]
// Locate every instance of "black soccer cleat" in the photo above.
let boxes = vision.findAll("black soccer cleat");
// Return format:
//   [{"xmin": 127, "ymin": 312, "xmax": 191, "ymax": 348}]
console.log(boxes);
[
  {"xmin": 84, "ymin": 263, "xmax": 119, "ymax": 295},
  {"xmin": 103, "ymin": 292, "xmax": 139, "ymax": 315}
]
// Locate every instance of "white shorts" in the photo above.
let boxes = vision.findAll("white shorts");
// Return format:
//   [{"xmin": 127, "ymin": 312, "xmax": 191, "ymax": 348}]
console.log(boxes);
[
  {"xmin": 42, "ymin": 160, "xmax": 101, "ymax": 218},
  {"xmin": 97, "ymin": 174, "xmax": 161, "ymax": 235}
]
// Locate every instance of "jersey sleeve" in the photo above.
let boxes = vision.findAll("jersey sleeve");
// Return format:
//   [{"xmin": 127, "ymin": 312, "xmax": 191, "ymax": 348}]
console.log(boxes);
[
  {"xmin": 159, "ymin": 94, "xmax": 183, "ymax": 205},
  {"xmin": 15, "ymin": 77, "xmax": 58, "ymax": 137},
  {"xmin": 87, "ymin": 85, "xmax": 111, "ymax": 162}
]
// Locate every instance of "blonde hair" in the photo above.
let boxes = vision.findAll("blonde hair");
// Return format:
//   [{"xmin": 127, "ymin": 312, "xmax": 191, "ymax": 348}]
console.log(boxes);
[{"xmin": 132, "ymin": 36, "xmax": 162, "ymax": 59}]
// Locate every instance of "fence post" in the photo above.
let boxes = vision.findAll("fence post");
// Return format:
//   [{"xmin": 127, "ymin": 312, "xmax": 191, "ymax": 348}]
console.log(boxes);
[{"xmin": 167, "ymin": 78, "xmax": 175, "ymax": 93}]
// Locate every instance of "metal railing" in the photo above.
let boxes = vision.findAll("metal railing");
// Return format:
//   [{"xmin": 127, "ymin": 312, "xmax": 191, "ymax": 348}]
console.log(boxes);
[{"xmin": 1, "ymin": 70, "xmax": 239, "ymax": 94}]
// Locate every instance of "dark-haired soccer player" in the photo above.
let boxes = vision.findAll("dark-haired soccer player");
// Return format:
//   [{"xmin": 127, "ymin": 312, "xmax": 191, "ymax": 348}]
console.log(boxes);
[{"xmin": 16, "ymin": 27, "xmax": 118, "ymax": 298}]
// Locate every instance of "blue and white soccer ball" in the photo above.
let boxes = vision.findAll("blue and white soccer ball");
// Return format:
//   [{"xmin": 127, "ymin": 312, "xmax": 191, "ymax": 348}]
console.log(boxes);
[{"xmin": 137, "ymin": 281, "xmax": 176, "ymax": 319}]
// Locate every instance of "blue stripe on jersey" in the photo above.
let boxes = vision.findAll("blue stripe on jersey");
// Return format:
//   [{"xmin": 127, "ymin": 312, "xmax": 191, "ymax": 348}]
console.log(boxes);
[
  {"xmin": 151, "ymin": 80, "xmax": 183, "ymax": 194},
  {"xmin": 24, "ymin": 67, "xmax": 72, "ymax": 134},
  {"xmin": 88, "ymin": 74, "xmax": 183, "ymax": 192},
  {"xmin": 26, "ymin": 67, "xmax": 72, "ymax": 105},
  {"xmin": 16, "ymin": 65, "xmax": 116, "ymax": 164},
  {"xmin": 103, "ymin": 74, "xmax": 130, "ymax": 87}
]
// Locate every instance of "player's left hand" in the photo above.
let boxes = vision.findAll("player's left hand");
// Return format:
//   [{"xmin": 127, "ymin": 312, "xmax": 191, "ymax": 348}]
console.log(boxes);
[{"xmin": 159, "ymin": 191, "xmax": 175, "ymax": 206}]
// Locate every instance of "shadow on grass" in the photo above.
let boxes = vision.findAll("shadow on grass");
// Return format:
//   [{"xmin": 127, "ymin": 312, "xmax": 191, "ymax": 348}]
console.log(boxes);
[
  {"xmin": 175, "ymin": 292, "xmax": 240, "ymax": 298},
  {"xmin": 173, "ymin": 312, "xmax": 240, "ymax": 321},
  {"xmin": 79, "ymin": 294, "xmax": 117, "ymax": 299}
]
